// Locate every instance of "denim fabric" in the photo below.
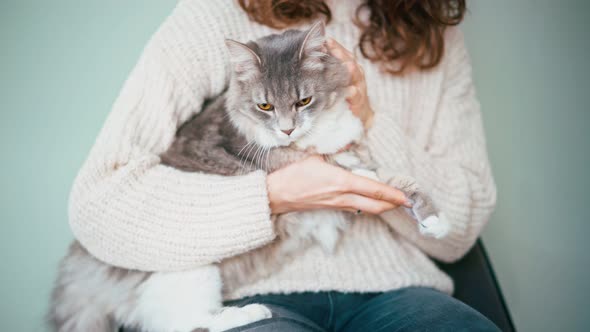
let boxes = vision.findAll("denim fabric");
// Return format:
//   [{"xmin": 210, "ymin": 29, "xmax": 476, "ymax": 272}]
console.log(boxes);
[{"xmin": 223, "ymin": 287, "xmax": 501, "ymax": 332}]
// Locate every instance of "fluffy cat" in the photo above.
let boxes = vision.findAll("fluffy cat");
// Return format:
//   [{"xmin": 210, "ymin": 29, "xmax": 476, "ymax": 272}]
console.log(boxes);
[{"xmin": 48, "ymin": 22, "xmax": 448, "ymax": 332}]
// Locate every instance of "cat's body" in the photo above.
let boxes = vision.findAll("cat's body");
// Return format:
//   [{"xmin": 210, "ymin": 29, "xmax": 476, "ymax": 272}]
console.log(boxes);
[
  {"xmin": 49, "ymin": 22, "xmax": 448, "ymax": 332},
  {"xmin": 49, "ymin": 82, "xmax": 368, "ymax": 332}
]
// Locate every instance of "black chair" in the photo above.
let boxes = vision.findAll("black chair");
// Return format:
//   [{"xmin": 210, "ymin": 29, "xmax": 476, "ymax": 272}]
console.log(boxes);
[{"xmin": 437, "ymin": 239, "xmax": 515, "ymax": 331}]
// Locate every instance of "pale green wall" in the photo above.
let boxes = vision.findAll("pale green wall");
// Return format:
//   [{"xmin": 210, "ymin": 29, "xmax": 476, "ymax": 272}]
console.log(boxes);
[
  {"xmin": 463, "ymin": 2, "xmax": 590, "ymax": 331},
  {"xmin": 0, "ymin": 1, "xmax": 588, "ymax": 331},
  {"xmin": 0, "ymin": 1, "xmax": 179, "ymax": 331}
]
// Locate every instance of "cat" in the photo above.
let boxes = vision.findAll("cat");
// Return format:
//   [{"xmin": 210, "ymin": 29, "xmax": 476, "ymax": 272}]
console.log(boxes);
[{"xmin": 48, "ymin": 22, "xmax": 449, "ymax": 332}]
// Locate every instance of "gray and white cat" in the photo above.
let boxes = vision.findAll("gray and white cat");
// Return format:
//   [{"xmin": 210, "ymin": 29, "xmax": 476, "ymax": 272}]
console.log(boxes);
[{"xmin": 48, "ymin": 22, "xmax": 449, "ymax": 332}]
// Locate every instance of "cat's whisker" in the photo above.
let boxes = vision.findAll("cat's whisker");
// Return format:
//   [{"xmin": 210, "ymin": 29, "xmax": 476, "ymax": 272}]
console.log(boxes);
[
  {"xmin": 239, "ymin": 142, "xmax": 258, "ymax": 175},
  {"xmin": 257, "ymin": 146, "xmax": 267, "ymax": 170},
  {"xmin": 249, "ymin": 145, "xmax": 262, "ymax": 170},
  {"xmin": 256, "ymin": 146, "xmax": 264, "ymax": 170},
  {"xmin": 256, "ymin": 146, "xmax": 266, "ymax": 169},
  {"xmin": 255, "ymin": 146, "xmax": 263, "ymax": 170},
  {"xmin": 238, "ymin": 141, "xmax": 254, "ymax": 169},
  {"xmin": 265, "ymin": 147, "xmax": 271, "ymax": 172},
  {"xmin": 261, "ymin": 146, "xmax": 270, "ymax": 171},
  {"xmin": 237, "ymin": 140, "xmax": 254, "ymax": 158},
  {"xmin": 247, "ymin": 145, "xmax": 258, "ymax": 171},
  {"xmin": 244, "ymin": 143, "xmax": 259, "ymax": 173}
]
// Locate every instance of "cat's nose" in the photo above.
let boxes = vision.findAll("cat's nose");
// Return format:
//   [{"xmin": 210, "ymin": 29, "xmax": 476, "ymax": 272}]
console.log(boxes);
[{"xmin": 281, "ymin": 128, "xmax": 295, "ymax": 136}]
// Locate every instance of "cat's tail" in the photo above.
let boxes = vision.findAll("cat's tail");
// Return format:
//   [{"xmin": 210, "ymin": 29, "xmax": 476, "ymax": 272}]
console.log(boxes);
[
  {"xmin": 47, "ymin": 241, "xmax": 146, "ymax": 332},
  {"xmin": 47, "ymin": 305, "xmax": 113, "ymax": 332},
  {"xmin": 47, "ymin": 242, "xmax": 112, "ymax": 332}
]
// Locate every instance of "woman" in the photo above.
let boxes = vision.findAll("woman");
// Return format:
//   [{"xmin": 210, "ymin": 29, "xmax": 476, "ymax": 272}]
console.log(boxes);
[{"xmin": 69, "ymin": 0, "xmax": 498, "ymax": 330}]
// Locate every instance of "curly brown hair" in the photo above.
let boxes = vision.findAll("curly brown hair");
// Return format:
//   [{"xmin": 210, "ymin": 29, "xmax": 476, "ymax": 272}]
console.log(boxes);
[{"xmin": 237, "ymin": 0, "xmax": 466, "ymax": 74}]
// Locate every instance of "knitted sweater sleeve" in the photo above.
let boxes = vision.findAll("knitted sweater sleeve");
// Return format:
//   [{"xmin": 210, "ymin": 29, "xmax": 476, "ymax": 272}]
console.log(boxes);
[
  {"xmin": 68, "ymin": 2, "xmax": 275, "ymax": 271},
  {"xmin": 367, "ymin": 29, "xmax": 497, "ymax": 263}
]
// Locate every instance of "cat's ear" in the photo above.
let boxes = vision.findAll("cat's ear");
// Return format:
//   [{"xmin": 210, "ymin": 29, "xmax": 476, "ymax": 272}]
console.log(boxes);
[
  {"xmin": 298, "ymin": 21, "xmax": 327, "ymax": 70},
  {"xmin": 225, "ymin": 39, "xmax": 261, "ymax": 81}
]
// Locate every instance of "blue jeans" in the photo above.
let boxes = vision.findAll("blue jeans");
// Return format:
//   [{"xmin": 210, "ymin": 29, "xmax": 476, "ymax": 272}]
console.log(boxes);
[{"xmin": 223, "ymin": 287, "xmax": 500, "ymax": 332}]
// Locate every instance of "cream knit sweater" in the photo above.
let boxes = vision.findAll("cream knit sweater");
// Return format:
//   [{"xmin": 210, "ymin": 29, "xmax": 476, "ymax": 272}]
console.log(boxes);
[{"xmin": 69, "ymin": 0, "xmax": 496, "ymax": 300}]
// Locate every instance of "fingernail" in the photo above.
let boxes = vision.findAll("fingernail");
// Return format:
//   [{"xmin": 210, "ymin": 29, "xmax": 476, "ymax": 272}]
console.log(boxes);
[{"xmin": 403, "ymin": 200, "xmax": 413, "ymax": 208}]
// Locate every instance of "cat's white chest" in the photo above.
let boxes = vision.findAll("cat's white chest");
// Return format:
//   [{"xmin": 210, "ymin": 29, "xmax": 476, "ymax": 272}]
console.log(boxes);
[{"xmin": 295, "ymin": 99, "xmax": 364, "ymax": 154}]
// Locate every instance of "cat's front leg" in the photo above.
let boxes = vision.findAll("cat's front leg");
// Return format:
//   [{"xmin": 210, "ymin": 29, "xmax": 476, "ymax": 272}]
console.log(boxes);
[
  {"xmin": 333, "ymin": 154, "xmax": 448, "ymax": 238},
  {"xmin": 388, "ymin": 175, "xmax": 450, "ymax": 239}
]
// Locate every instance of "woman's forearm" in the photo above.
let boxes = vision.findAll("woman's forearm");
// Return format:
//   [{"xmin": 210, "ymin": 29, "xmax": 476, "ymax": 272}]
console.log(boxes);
[{"xmin": 70, "ymin": 156, "xmax": 276, "ymax": 271}]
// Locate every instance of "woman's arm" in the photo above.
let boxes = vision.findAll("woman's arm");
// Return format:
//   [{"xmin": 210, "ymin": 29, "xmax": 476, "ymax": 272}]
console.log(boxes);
[
  {"xmin": 327, "ymin": 29, "xmax": 496, "ymax": 263},
  {"xmin": 366, "ymin": 29, "xmax": 497, "ymax": 263},
  {"xmin": 69, "ymin": 2, "xmax": 275, "ymax": 272}
]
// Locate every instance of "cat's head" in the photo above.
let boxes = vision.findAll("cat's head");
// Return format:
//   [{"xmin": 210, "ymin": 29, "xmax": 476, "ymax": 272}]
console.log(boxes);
[{"xmin": 225, "ymin": 21, "xmax": 350, "ymax": 147}]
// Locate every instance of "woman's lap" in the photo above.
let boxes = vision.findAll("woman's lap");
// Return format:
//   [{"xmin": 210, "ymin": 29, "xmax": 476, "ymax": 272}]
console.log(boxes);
[
  {"xmin": 224, "ymin": 287, "xmax": 500, "ymax": 332},
  {"xmin": 334, "ymin": 287, "xmax": 499, "ymax": 332}
]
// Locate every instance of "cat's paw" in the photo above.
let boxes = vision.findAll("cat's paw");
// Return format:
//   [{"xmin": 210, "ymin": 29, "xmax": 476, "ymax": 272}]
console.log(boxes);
[
  {"xmin": 239, "ymin": 303, "xmax": 273, "ymax": 320},
  {"xmin": 419, "ymin": 214, "xmax": 450, "ymax": 239},
  {"xmin": 209, "ymin": 304, "xmax": 272, "ymax": 332},
  {"xmin": 388, "ymin": 175, "xmax": 419, "ymax": 194}
]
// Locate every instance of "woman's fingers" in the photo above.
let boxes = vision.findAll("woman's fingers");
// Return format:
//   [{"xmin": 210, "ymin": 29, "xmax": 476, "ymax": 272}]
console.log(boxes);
[
  {"xmin": 327, "ymin": 37, "xmax": 372, "ymax": 125},
  {"xmin": 345, "ymin": 59, "xmax": 365, "ymax": 85},
  {"xmin": 328, "ymin": 39, "xmax": 364, "ymax": 84},
  {"xmin": 335, "ymin": 193, "xmax": 398, "ymax": 215},
  {"xmin": 346, "ymin": 86, "xmax": 363, "ymax": 107},
  {"xmin": 327, "ymin": 38, "xmax": 355, "ymax": 61},
  {"xmin": 268, "ymin": 156, "xmax": 406, "ymax": 215},
  {"xmin": 344, "ymin": 173, "xmax": 411, "ymax": 208}
]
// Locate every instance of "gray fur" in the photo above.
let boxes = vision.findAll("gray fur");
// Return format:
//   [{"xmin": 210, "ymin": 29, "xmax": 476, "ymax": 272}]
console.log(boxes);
[
  {"xmin": 48, "ymin": 23, "xmax": 351, "ymax": 332},
  {"xmin": 48, "ymin": 22, "xmax": 443, "ymax": 332}
]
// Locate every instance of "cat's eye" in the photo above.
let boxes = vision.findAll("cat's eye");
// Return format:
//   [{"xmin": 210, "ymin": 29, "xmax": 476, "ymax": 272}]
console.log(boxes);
[
  {"xmin": 295, "ymin": 97, "xmax": 312, "ymax": 107},
  {"xmin": 257, "ymin": 103, "xmax": 274, "ymax": 111}
]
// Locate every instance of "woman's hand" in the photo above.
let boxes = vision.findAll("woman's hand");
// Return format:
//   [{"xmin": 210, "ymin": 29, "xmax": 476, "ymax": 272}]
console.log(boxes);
[
  {"xmin": 267, "ymin": 156, "xmax": 410, "ymax": 215},
  {"xmin": 327, "ymin": 38, "xmax": 374, "ymax": 129}
]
